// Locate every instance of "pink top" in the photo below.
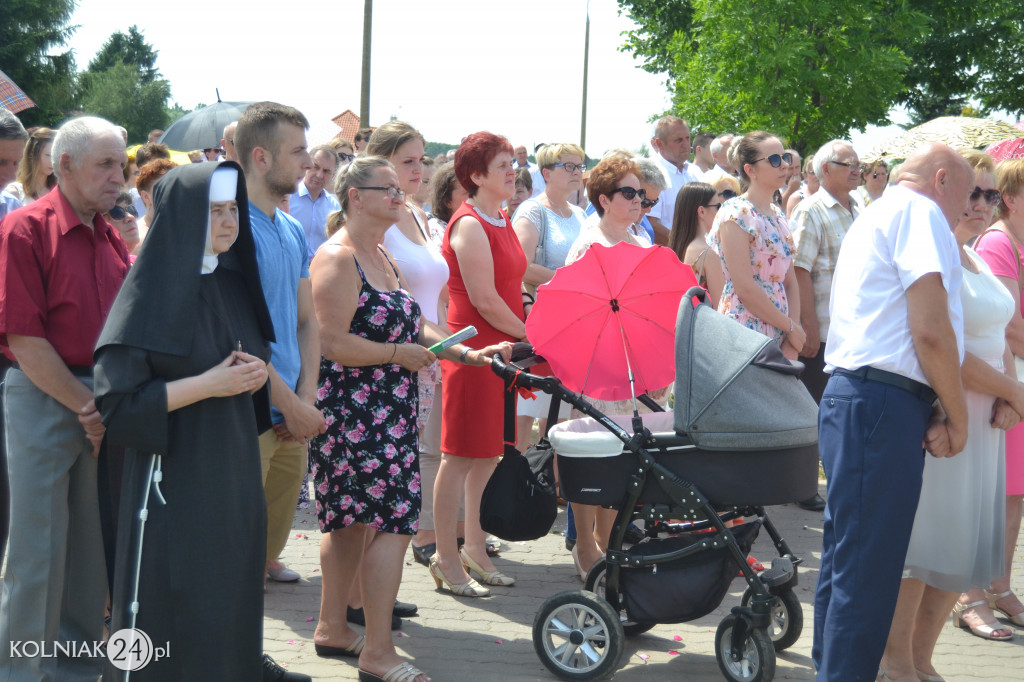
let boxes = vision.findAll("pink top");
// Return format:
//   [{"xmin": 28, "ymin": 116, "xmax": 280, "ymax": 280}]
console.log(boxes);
[{"xmin": 974, "ymin": 229, "xmax": 1022, "ymax": 318}]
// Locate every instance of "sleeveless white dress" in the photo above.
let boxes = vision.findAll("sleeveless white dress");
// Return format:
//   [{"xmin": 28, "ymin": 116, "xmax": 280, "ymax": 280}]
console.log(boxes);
[{"xmin": 903, "ymin": 247, "xmax": 1011, "ymax": 591}]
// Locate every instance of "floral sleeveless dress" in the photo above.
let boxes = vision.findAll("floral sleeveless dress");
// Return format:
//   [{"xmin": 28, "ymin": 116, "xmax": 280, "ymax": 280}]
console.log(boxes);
[
  {"xmin": 706, "ymin": 196, "xmax": 794, "ymax": 343},
  {"xmin": 310, "ymin": 248, "xmax": 422, "ymax": 535}
]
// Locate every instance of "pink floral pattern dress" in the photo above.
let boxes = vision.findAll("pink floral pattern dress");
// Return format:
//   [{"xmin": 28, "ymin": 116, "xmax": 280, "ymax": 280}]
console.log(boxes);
[
  {"xmin": 310, "ymin": 250, "xmax": 422, "ymax": 535},
  {"xmin": 707, "ymin": 196, "xmax": 794, "ymax": 343}
]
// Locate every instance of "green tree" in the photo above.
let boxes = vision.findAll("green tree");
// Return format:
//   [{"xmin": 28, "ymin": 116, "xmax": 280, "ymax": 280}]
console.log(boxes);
[
  {"xmin": 900, "ymin": 1, "xmax": 1024, "ymax": 122},
  {"xmin": 79, "ymin": 27, "xmax": 171, "ymax": 143},
  {"xmin": 87, "ymin": 25, "xmax": 161, "ymax": 84},
  {"xmin": 618, "ymin": 1, "xmax": 1024, "ymax": 129},
  {"xmin": 0, "ymin": 0, "xmax": 79, "ymax": 127},
  {"xmin": 667, "ymin": 1, "xmax": 923, "ymax": 153}
]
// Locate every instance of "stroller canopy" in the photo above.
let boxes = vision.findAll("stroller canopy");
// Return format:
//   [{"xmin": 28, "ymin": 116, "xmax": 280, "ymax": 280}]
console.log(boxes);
[{"xmin": 673, "ymin": 289, "xmax": 819, "ymax": 451}]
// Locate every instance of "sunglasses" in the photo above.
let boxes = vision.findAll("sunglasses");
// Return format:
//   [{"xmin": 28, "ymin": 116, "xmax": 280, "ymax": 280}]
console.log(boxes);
[
  {"xmin": 108, "ymin": 205, "xmax": 138, "ymax": 220},
  {"xmin": 608, "ymin": 186, "xmax": 646, "ymax": 201},
  {"xmin": 829, "ymin": 160, "xmax": 857, "ymax": 168},
  {"xmin": 703, "ymin": 203, "xmax": 723, "ymax": 210},
  {"xmin": 338, "ymin": 152, "xmax": 355, "ymax": 162},
  {"xmin": 640, "ymin": 197, "xmax": 659, "ymax": 209},
  {"xmin": 970, "ymin": 186, "xmax": 1001, "ymax": 206},
  {"xmin": 551, "ymin": 162, "xmax": 587, "ymax": 173},
  {"xmin": 753, "ymin": 152, "xmax": 794, "ymax": 168},
  {"xmin": 719, "ymin": 189, "xmax": 737, "ymax": 200},
  {"xmin": 355, "ymin": 185, "xmax": 406, "ymax": 200}
]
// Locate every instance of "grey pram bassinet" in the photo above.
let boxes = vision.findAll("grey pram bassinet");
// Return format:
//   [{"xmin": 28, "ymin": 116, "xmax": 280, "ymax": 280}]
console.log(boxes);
[{"xmin": 551, "ymin": 287, "xmax": 820, "ymax": 507}]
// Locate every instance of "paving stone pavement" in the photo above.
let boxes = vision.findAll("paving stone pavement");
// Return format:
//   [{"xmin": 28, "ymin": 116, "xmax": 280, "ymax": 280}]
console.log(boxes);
[{"xmin": 265, "ymin": 484, "xmax": 1024, "ymax": 681}]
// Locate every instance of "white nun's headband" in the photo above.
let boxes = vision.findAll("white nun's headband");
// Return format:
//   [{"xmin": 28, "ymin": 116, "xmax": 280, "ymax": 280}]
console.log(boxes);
[{"xmin": 202, "ymin": 167, "xmax": 239, "ymax": 274}]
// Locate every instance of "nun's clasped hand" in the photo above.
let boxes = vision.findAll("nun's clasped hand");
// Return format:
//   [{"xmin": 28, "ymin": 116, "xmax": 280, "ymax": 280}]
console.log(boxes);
[{"xmin": 202, "ymin": 351, "xmax": 268, "ymax": 397}]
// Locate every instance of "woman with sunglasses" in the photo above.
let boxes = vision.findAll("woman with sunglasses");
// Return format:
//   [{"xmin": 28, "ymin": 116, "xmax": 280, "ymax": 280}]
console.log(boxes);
[
  {"xmin": 4, "ymin": 127, "xmax": 55, "ymax": 204},
  {"xmin": 879, "ymin": 150, "xmax": 1023, "ymax": 680},
  {"xmin": 105, "ymin": 191, "xmax": 142, "ymax": 260},
  {"xmin": 328, "ymin": 138, "xmax": 356, "ymax": 167},
  {"xmin": 857, "ymin": 160, "xmax": 889, "ymax": 207},
  {"xmin": 563, "ymin": 156, "xmax": 670, "ymax": 578},
  {"xmin": 669, "ymin": 182, "xmax": 725, "ymax": 303},
  {"xmin": 708, "ymin": 131, "xmax": 806, "ymax": 359},
  {"xmin": 511, "ymin": 143, "xmax": 588, "ymax": 446},
  {"xmin": 968, "ymin": 157, "xmax": 1024, "ymax": 643}
]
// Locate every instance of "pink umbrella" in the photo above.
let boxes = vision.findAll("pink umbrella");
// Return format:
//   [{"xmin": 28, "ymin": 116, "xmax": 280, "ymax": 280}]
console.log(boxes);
[
  {"xmin": 526, "ymin": 242, "xmax": 697, "ymax": 402},
  {"xmin": 986, "ymin": 137, "xmax": 1024, "ymax": 162}
]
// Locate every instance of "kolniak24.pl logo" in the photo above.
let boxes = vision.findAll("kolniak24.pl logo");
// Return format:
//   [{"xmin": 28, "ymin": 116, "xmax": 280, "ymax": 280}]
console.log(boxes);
[{"xmin": 10, "ymin": 629, "xmax": 169, "ymax": 671}]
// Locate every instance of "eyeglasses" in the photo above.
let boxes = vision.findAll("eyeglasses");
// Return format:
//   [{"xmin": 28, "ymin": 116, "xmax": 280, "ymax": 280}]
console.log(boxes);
[
  {"xmin": 608, "ymin": 186, "xmax": 646, "ymax": 201},
  {"xmin": 753, "ymin": 152, "xmax": 794, "ymax": 168},
  {"xmin": 970, "ymin": 186, "xmax": 1002, "ymax": 206},
  {"xmin": 107, "ymin": 205, "xmax": 138, "ymax": 220},
  {"xmin": 551, "ymin": 162, "xmax": 587, "ymax": 173},
  {"xmin": 829, "ymin": 160, "xmax": 856, "ymax": 168},
  {"xmin": 356, "ymin": 186, "xmax": 406, "ymax": 200},
  {"xmin": 338, "ymin": 153, "xmax": 355, "ymax": 162},
  {"xmin": 719, "ymin": 189, "xmax": 737, "ymax": 200},
  {"xmin": 640, "ymin": 197, "xmax": 659, "ymax": 209},
  {"xmin": 703, "ymin": 203, "xmax": 723, "ymax": 210}
]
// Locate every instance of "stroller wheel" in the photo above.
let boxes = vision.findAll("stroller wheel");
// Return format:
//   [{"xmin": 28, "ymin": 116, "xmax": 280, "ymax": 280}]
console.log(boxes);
[
  {"xmin": 714, "ymin": 615, "xmax": 775, "ymax": 682},
  {"xmin": 740, "ymin": 587, "xmax": 803, "ymax": 651},
  {"xmin": 583, "ymin": 559, "xmax": 656, "ymax": 636},
  {"xmin": 533, "ymin": 590, "xmax": 624, "ymax": 680}
]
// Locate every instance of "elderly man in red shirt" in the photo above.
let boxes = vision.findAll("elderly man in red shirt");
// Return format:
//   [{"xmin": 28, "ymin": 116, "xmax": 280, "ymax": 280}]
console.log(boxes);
[{"xmin": 0, "ymin": 115, "xmax": 130, "ymax": 681}]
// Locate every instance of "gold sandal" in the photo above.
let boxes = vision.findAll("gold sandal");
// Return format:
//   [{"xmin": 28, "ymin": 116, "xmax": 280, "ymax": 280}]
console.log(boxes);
[
  {"xmin": 428, "ymin": 554, "xmax": 490, "ymax": 597},
  {"xmin": 460, "ymin": 548, "xmax": 515, "ymax": 586}
]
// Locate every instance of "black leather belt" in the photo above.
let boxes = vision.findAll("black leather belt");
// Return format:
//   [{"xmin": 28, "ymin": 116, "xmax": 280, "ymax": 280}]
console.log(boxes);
[
  {"xmin": 833, "ymin": 366, "xmax": 937, "ymax": 405},
  {"xmin": 11, "ymin": 362, "xmax": 92, "ymax": 378}
]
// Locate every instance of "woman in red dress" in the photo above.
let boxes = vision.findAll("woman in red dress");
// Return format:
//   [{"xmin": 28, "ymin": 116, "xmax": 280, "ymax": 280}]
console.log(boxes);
[{"xmin": 431, "ymin": 132, "xmax": 527, "ymax": 597}]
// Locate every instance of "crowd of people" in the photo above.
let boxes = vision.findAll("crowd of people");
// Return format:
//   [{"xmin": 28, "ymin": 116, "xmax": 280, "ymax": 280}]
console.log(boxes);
[{"xmin": 0, "ymin": 100, "xmax": 1022, "ymax": 682}]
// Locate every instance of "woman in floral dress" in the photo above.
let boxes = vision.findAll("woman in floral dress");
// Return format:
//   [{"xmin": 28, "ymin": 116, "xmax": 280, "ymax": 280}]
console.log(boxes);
[
  {"xmin": 707, "ymin": 131, "xmax": 807, "ymax": 359},
  {"xmin": 308, "ymin": 156, "xmax": 509, "ymax": 682}
]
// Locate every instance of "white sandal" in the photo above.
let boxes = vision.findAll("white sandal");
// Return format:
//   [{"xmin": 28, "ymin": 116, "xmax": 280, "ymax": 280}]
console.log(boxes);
[
  {"xmin": 986, "ymin": 589, "xmax": 1024, "ymax": 626},
  {"xmin": 952, "ymin": 600, "xmax": 1013, "ymax": 641}
]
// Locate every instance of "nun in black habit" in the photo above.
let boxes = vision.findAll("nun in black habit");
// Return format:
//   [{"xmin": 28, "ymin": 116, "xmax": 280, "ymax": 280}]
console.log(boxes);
[{"xmin": 94, "ymin": 162, "xmax": 275, "ymax": 681}]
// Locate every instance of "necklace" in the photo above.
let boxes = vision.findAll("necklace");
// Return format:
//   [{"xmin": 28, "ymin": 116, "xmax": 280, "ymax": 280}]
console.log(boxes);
[{"xmin": 470, "ymin": 203, "xmax": 506, "ymax": 227}]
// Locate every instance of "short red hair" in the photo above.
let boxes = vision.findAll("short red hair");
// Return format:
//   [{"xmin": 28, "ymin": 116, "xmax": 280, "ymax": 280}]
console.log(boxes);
[
  {"xmin": 587, "ymin": 157, "xmax": 641, "ymax": 217},
  {"xmin": 454, "ymin": 131, "xmax": 513, "ymax": 197}
]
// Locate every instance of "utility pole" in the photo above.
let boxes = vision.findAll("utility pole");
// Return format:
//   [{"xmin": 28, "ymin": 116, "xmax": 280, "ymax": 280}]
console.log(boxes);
[
  {"xmin": 580, "ymin": 1, "xmax": 591, "ymax": 150},
  {"xmin": 360, "ymin": 0, "xmax": 372, "ymax": 126}
]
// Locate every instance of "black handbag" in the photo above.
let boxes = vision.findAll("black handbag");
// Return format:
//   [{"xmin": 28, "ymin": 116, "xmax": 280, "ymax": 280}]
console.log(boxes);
[{"xmin": 479, "ymin": 376, "xmax": 559, "ymax": 541}]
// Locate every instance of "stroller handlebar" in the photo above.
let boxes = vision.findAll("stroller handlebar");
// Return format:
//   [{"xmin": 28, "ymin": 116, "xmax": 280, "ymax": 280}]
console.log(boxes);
[{"xmin": 489, "ymin": 346, "xmax": 558, "ymax": 393}]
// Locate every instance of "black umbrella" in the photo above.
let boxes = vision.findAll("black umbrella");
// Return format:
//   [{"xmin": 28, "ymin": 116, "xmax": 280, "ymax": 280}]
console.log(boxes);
[{"xmin": 159, "ymin": 93, "xmax": 254, "ymax": 151}]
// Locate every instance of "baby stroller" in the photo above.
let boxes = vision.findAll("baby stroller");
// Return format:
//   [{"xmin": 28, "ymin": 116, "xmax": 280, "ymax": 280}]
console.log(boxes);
[{"xmin": 490, "ymin": 287, "xmax": 820, "ymax": 681}]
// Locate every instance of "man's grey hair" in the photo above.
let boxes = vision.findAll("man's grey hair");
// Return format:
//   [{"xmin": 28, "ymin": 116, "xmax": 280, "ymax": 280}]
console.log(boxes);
[
  {"xmin": 51, "ymin": 116, "xmax": 124, "ymax": 180},
  {"xmin": 710, "ymin": 134, "xmax": 734, "ymax": 156},
  {"xmin": 652, "ymin": 115, "xmax": 687, "ymax": 141},
  {"xmin": 634, "ymin": 156, "xmax": 671, "ymax": 192},
  {"xmin": 812, "ymin": 140, "xmax": 854, "ymax": 181},
  {"xmin": 0, "ymin": 109, "xmax": 28, "ymax": 141},
  {"xmin": 223, "ymin": 120, "xmax": 237, "ymax": 138}
]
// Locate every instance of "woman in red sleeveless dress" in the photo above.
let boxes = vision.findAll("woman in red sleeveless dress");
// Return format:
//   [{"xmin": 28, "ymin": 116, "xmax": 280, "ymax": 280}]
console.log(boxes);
[{"xmin": 431, "ymin": 132, "xmax": 527, "ymax": 597}]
